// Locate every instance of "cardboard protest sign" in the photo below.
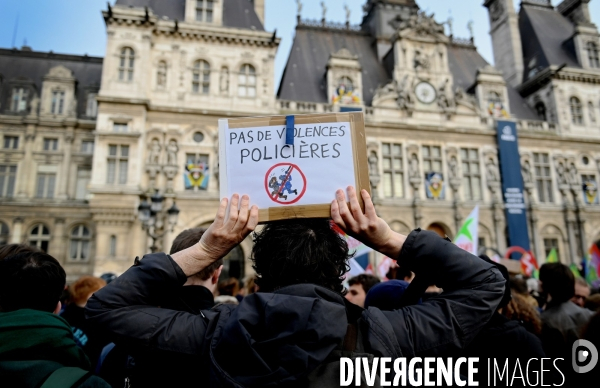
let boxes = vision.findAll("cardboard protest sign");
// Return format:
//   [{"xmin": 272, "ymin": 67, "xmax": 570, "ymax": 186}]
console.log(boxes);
[{"xmin": 219, "ymin": 112, "xmax": 370, "ymax": 222}]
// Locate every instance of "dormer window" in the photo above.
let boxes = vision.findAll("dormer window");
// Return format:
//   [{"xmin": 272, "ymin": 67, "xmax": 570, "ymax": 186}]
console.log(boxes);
[
  {"xmin": 238, "ymin": 64, "xmax": 256, "ymax": 98},
  {"xmin": 535, "ymin": 101, "xmax": 547, "ymax": 121},
  {"xmin": 192, "ymin": 60, "xmax": 210, "ymax": 94},
  {"xmin": 570, "ymin": 97, "xmax": 583, "ymax": 125},
  {"xmin": 587, "ymin": 42, "xmax": 599, "ymax": 68},
  {"xmin": 196, "ymin": 0, "xmax": 214, "ymax": 23},
  {"xmin": 51, "ymin": 90, "xmax": 65, "ymax": 115},
  {"xmin": 11, "ymin": 87, "xmax": 28, "ymax": 112}
]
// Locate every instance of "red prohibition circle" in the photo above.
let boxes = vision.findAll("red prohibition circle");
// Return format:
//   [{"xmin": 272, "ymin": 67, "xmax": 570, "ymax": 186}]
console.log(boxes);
[{"xmin": 264, "ymin": 163, "xmax": 307, "ymax": 205}]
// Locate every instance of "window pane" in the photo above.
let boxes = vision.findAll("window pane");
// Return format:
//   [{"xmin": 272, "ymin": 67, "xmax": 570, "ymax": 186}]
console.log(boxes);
[
  {"xmin": 110, "ymin": 236, "xmax": 117, "ymax": 256},
  {"xmin": 471, "ymin": 162, "xmax": 480, "ymax": 174},
  {"xmin": 383, "ymin": 173, "xmax": 392, "ymax": 198},
  {"xmin": 248, "ymin": 75, "xmax": 256, "ymax": 86},
  {"xmin": 422, "ymin": 146, "xmax": 430, "ymax": 157},
  {"xmin": 119, "ymin": 161, "xmax": 128, "ymax": 184},
  {"xmin": 383, "ymin": 157, "xmax": 391, "ymax": 170},
  {"xmin": 206, "ymin": 10, "xmax": 213, "ymax": 22},
  {"xmin": 382, "ymin": 143, "xmax": 391, "ymax": 155},
  {"xmin": 460, "ymin": 149, "xmax": 467, "ymax": 159},
  {"xmin": 238, "ymin": 86, "xmax": 246, "ymax": 97},
  {"xmin": 393, "ymin": 174, "xmax": 403, "ymax": 197},
  {"xmin": 393, "ymin": 144, "xmax": 402, "ymax": 156},
  {"xmin": 472, "ymin": 177, "xmax": 481, "ymax": 200},
  {"xmin": 40, "ymin": 240, "xmax": 49, "ymax": 253},
  {"xmin": 36, "ymin": 175, "xmax": 45, "ymax": 198},
  {"xmin": 107, "ymin": 160, "xmax": 116, "ymax": 183},
  {"xmin": 70, "ymin": 240, "xmax": 78, "ymax": 259},
  {"xmin": 81, "ymin": 241, "xmax": 90, "ymax": 260},
  {"xmin": 239, "ymin": 74, "xmax": 247, "ymax": 85},
  {"xmin": 109, "ymin": 145, "xmax": 117, "ymax": 156},
  {"xmin": 432, "ymin": 147, "xmax": 441, "ymax": 158},
  {"xmin": 0, "ymin": 176, "xmax": 4, "ymax": 196},
  {"xmin": 248, "ymin": 87, "xmax": 256, "ymax": 97},
  {"xmin": 423, "ymin": 161, "xmax": 431, "ymax": 172},
  {"xmin": 393, "ymin": 158, "xmax": 402, "ymax": 170},
  {"xmin": 462, "ymin": 162, "xmax": 469, "ymax": 174},
  {"xmin": 469, "ymin": 149, "xmax": 477, "ymax": 159},
  {"xmin": 121, "ymin": 146, "xmax": 129, "ymax": 157},
  {"xmin": 82, "ymin": 226, "xmax": 89, "ymax": 236},
  {"xmin": 47, "ymin": 175, "xmax": 56, "ymax": 198},
  {"xmin": 433, "ymin": 161, "xmax": 442, "ymax": 172}
]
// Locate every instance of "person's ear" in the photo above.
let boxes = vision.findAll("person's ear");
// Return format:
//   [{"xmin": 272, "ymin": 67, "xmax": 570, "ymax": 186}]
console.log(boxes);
[
  {"xmin": 212, "ymin": 265, "xmax": 223, "ymax": 285},
  {"xmin": 53, "ymin": 301, "xmax": 62, "ymax": 315}
]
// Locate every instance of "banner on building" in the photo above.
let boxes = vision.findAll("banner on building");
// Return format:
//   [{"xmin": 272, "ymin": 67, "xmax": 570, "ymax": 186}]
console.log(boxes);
[
  {"xmin": 454, "ymin": 205, "xmax": 479, "ymax": 256},
  {"xmin": 425, "ymin": 172, "xmax": 445, "ymax": 200},
  {"xmin": 582, "ymin": 177, "xmax": 599, "ymax": 205},
  {"xmin": 496, "ymin": 120, "xmax": 530, "ymax": 254}
]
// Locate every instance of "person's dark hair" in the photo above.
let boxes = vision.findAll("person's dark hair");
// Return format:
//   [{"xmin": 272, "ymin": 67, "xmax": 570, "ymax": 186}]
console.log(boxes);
[
  {"xmin": 348, "ymin": 274, "xmax": 380, "ymax": 294},
  {"xmin": 0, "ymin": 243, "xmax": 41, "ymax": 261},
  {"xmin": 509, "ymin": 276, "xmax": 529, "ymax": 296},
  {"xmin": 218, "ymin": 278, "xmax": 240, "ymax": 296},
  {"xmin": 252, "ymin": 219, "xmax": 351, "ymax": 294},
  {"xmin": 0, "ymin": 251, "xmax": 66, "ymax": 312},
  {"xmin": 170, "ymin": 227, "xmax": 223, "ymax": 281},
  {"xmin": 539, "ymin": 262, "xmax": 574, "ymax": 304}
]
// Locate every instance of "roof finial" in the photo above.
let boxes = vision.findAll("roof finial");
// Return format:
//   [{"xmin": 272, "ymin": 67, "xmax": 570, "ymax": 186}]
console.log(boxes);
[
  {"xmin": 447, "ymin": 16, "xmax": 453, "ymax": 37},
  {"xmin": 321, "ymin": 1, "xmax": 327, "ymax": 25},
  {"xmin": 296, "ymin": 0, "xmax": 302, "ymax": 23},
  {"xmin": 344, "ymin": 4, "xmax": 351, "ymax": 27},
  {"xmin": 467, "ymin": 20, "xmax": 474, "ymax": 43}
]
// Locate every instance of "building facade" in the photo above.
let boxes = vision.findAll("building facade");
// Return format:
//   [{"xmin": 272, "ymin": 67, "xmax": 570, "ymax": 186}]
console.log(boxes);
[{"xmin": 0, "ymin": 0, "xmax": 599, "ymax": 280}]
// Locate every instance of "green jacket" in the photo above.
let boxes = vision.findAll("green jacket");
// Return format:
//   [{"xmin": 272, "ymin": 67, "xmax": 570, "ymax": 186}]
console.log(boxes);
[{"xmin": 0, "ymin": 309, "xmax": 109, "ymax": 387}]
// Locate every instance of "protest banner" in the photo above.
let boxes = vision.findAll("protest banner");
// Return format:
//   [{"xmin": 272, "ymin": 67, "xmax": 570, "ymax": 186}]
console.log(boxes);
[
  {"xmin": 454, "ymin": 205, "xmax": 479, "ymax": 256},
  {"xmin": 219, "ymin": 112, "xmax": 370, "ymax": 222}
]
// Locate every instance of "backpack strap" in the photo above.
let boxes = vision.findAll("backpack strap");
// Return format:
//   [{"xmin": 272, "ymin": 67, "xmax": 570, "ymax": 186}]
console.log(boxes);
[
  {"xmin": 40, "ymin": 366, "xmax": 90, "ymax": 388},
  {"xmin": 342, "ymin": 323, "xmax": 358, "ymax": 352}
]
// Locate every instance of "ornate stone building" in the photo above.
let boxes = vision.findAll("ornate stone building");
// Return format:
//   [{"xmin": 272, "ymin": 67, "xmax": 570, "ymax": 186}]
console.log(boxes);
[{"xmin": 0, "ymin": 0, "xmax": 599, "ymax": 279}]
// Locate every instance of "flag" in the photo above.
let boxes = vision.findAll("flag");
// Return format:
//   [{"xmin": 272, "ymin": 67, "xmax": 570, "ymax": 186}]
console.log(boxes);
[
  {"xmin": 377, "ymin": 256, "xmax": 397, "ymax": 280},
  {"xmin": 454, "ymin": 205, "xmax": 479, "ymax": 256},
  {"xmin": 569, "ymin": 263, "xmax": 581, "ymax": 278},
  {"xmin": 332, "ymin": 221, "xmax": 373, "ymax": 280},
  {"xmin": 546, "ymin": 248, "xmax": 558, "ymax": 263},
  {"xmin": 520, "ymin": 251, "xmax": 539, "ymax": 277},
  {"xmin": 590, "ymin": 243, "xmax": 600, "ymax": 278}
]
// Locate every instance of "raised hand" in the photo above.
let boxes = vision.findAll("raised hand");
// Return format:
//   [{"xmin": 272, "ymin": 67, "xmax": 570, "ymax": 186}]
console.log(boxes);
[{"xmin": 331, "ymin": 186, "xmax": 406, "ymax": 259}]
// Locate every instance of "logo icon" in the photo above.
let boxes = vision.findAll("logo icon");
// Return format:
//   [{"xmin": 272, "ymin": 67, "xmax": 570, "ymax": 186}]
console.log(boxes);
[
  {"xmin": 572, "ymin": 339, "xmax": 598, "ymax": 373},
  {"xmin": 264, "ymin": 163, "xmax": 307, "ymax": 205},
  {"xmin": 503, "ymin": 126, "xmax": 512, "ymax": 136}
]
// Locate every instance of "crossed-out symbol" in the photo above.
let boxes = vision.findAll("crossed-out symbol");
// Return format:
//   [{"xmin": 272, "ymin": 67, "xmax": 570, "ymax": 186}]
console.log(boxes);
[{"xmin": 264, "ymin": 163, "xmax": 307, "ymax": 205}]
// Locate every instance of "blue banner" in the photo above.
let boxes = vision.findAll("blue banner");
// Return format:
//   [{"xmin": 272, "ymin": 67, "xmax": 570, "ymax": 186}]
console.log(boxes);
[{"xmin": 496, "ymin": 120, "xmax": 530, "ymax": 253}]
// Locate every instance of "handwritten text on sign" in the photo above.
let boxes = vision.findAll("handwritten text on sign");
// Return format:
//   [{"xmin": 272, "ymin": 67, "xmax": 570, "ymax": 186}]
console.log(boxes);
[{"xmin": 225, "ymin": 122, "xmax": 356, "ymax": 209}]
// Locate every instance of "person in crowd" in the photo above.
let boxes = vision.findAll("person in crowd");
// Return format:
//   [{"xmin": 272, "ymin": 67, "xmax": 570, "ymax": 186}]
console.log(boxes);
[
  {"xmin": 572, "ymin": 277, "xmax": 591, "ymax": 308},
  {"xmin": 501, "ymin": 293, "xmax": 542, "ymax": 336},
  {"xmin": 345, "ymin": 274, "xmax": 380, "ymax": 307},
  {"xmin": 86, "ymin": 188, "xmax": 504, "ymax": 385},
  {"xmin": 510, "ymin": 275, "xmax": 539, "ymax": 308},
  {"xmin": 0, "ymin": 250, "xmax": 109, "ymax": 387},
  {"xmin": 61, "ymin": 276, "xmax": 108, "ymax": 369},
  {"xmin": 585, "ymin": 293, "xmax": 600, "ymax": 312},
  {"xmin": 218, "ymin": 277, "xmax": 242, "ymax": 301},
  {"xmin": 538, "ymin": 262, "xmax": 594, "ymax": 359},
  {"xmin": 364, "ymin": 279, "xmax": 416, "ymax": 310},
  {"xmin": 0, "ymin": 243, "xmax": 40, "ymax": 260},
  {"xmin": 98, "ymin": 227, "xmax": 223, "ymax": 387}
]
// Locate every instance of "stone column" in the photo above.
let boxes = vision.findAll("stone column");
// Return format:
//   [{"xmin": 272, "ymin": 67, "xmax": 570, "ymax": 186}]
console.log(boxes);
[
  {"xmin": 50, "ymin": 218, "xmax": 67, "ymax": 264},
  {"xmin": 57, "ymin": 127, "xmax": 74, "ymax": 199},
  {"xmin": 10, "ymin": 218, "xmax": 24, "ymax": 244},
  {"xmin": 17, "ymin": 126, "xmax": 36, "ymax": 198},
  {"xmin": 560, "ymin": 187, "xmax": 577, "ymax": 265},
  {"xmin": 493, "ymin": 202, "xmax": 505, "ymax": 253}
]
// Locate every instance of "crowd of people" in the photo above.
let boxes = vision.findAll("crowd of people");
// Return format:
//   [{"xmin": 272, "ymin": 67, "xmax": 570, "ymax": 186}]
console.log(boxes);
[{"xmin": 0, "ymin": 187, "xmax": 599, "ymax": 387}]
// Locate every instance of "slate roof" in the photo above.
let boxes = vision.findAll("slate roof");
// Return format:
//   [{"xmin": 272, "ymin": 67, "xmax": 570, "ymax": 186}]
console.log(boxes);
[
  {"xmin": 519, "ymin": 4, "xmax": 580, "ymax": 83},
  {"xmin": 447, "ymin": 43, "xmax": 538, "ymax": 120},
  {"xmin": 0, "ymin": 48, "xmax": 103, "ymax": 118},
  {"xmin": 115, "ymin": 0, "xmax": 264, "ymax": 31},
  {"xmin": 277, "ymin": 25, "xmax": 389, "ymax": 105}
]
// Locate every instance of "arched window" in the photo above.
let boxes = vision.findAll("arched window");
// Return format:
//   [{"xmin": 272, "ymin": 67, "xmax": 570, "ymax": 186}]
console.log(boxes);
[
  {"xmin": 0, "ymin": 221, "xmax": 9, "ymax": 245},
  {"xmin": 587, "ymin": 41, "xmax": 600, "ymax": 68},
  {"xmin": 192, "ymin": 60, "xmax": 210, "ymax": 94},
  {"xmin": 119, "ymin": 47, "xmax": 135, "ymax": 81},
  {"xmin": 337, "ymin": 76, "xmax": 354, "ymax": 93},
  {"xmin": 157, "ymin": 61, "xmax": 167, "ymax": 89},
  {"xmin": 588, "ymin": 102, "xmax": 596, "ymax": 123},
  {"xmin": 238, "ymin": 64, "xmax": 256, "ymax": 97},
  {"xmin": 535, "ymin": 101, "xmax": 547, "ymax": 121},
  {"xmin": 29, "ymin": 224, "xmax": 50, "ymax": 252},
  {"xmin": 570, "ymin": 97, "xmax": 583, "ymax": 125},
  {"xmin": 69, "ymin": 225, "xmax": 90, "ymax": 261}
]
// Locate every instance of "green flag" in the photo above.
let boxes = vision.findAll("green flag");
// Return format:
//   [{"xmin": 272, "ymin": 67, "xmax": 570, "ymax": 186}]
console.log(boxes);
[
  {"xmin": 546, "ymin": 248, "xmax": 558, "ymax": 263},
  {"xmin": 569, "ymin": 263, "xmax": 581, "ymax": 278}
]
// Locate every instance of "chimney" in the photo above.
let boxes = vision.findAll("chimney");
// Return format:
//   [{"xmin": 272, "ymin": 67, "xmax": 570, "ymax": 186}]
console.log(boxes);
[
  {"xmin": 557, "ymin": 0, "xmax": 593, "ymax": 25},
  {"xmin": 253, "ymin": 0, "xmax": 265, "ymax": 25}
]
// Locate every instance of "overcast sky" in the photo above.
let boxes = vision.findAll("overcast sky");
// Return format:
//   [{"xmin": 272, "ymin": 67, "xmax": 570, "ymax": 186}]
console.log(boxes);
[{"xmin": 1, "ymin": 0, "xmax": 598, "ymax": 91}]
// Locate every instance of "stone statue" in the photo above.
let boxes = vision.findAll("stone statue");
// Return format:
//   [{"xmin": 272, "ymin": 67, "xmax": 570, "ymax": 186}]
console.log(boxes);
[
  {"xmin": 467, "ymin": 20, "xmax": 474, "ymax": 40},
  {"xmin": 368, "ymin": 151, "xmax": 378, "ymax": 177},
  {"xmin": 344, "ymin": 4, "xmax": 351, "ymax": 24},
  {"xmin": 446, "ymin": 16, "xmax": 453, "ymax": 36},
  {"xmin": 219, "ymin": 67, "xmax": 229, "ymax": 94},
  {"xmin": 556, "ymin": 161, "xmax": 567, "ymax": 185},
  {"xmin": 486, "ymin": 158, "xmax": 499, "ymax": 183},
  {"xmin": 567, "ymin": 162, "xmax": 578, "ymax": 185},
  {"xmin": 166, "ymin": 139, "xmax": 179, "ymax": 166},
  {"xmin": 521, "ymin": 159, "xmax": 533, "ymax": 184},
  {"xmin": 396, "ymin": 75, "xmax": 414, "ymax": 111},
  {"xmin": 448, "ymin": 155, "xmax": 458, "ymax": 179},
  {"xmin": 413, "ymin": 49, "xmax": 429, "ymax": 71},
  {"xmin": 409, "ymin": 153, "xmax": 420, "ymax": 179},
  {"xmin": 321, "ymin": 1, "xmax": 327, "ymax": 20},
  {"xmin": 296, "ymin": 0, "xmax": 303, "ymax": 15},
  {"xmin": 437, "ymin": 78, "xmax": 454, "ymax": 111},
  {"xmin": 30, "ymin": 96, "xmax": 40, "ymax": 115},
  {"xmin": 148, "ymin": 138, "xmax": 161, "ymax": 165}
]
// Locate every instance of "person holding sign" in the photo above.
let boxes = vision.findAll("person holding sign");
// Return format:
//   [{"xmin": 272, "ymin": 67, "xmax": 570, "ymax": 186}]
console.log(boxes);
[{"xmin": 86, "ymin": 187, "xmax": 504, "ymax": 386}]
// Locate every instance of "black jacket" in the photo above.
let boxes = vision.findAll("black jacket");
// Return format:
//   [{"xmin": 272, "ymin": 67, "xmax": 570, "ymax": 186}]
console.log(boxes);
[{"xmin": 86, "ymin": 229, "xmax": 504, "ymax": 387}]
